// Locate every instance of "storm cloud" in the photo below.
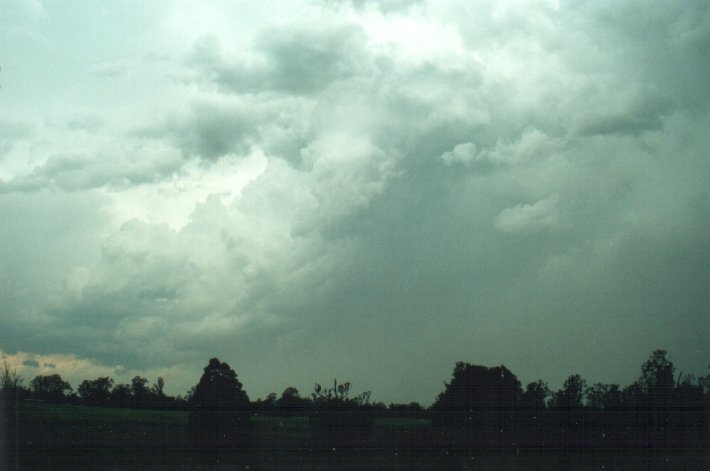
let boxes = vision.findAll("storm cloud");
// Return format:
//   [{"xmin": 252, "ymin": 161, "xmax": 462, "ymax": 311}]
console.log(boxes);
[{"xmin": 0, "ymin": 0, "xmax": 708, "ymax": 403}]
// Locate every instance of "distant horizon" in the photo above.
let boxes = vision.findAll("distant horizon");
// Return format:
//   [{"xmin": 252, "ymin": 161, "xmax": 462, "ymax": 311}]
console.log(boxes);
[
  {"xmin": 2, "ymin": 347, "xmax": 705, "ymax": 406},
  {"xmin": 1, "ymin": 1, "xmax": 708, "ymax": 408}
]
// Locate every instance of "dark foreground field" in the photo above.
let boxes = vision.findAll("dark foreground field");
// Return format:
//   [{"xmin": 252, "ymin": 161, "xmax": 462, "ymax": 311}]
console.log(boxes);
[{"xmin": 4, "ymin": 402, "xmax": 708, "ymax": 470}]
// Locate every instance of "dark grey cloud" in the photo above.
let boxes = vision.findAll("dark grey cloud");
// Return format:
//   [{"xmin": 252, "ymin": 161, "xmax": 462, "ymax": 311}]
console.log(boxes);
[
  {"xmin": 563, "ymin": 0, "xmax": 710, "ymax": 114},
  {"xmin": 22, "ymin": 359, "xmax": 40, "ymax": 368},
  {"xmin": 1, "ymin": 150, "xmax": 183, "ymax": 193},
  {"xmin": 190, "ymin": 24, "xmax": 370, "ymax": 96},
  {"xmin": 143, "ymin": 95, "xmax": 286, "ymax": 161},
  {"xmin": 170, "ymin": 100, "xmax": 259, "ymax": 158},
  {"xmin": 575, "ymin": 95, "xmax": 672, "ymax": 137},
  {"xmin": 258, "ymin": 25, "xmax": 370, "ymax": 94}
]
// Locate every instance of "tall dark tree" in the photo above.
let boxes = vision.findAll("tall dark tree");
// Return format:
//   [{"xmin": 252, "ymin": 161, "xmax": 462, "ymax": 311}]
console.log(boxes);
[
  {"xmin": 585, "ymin": 383, "xmax": 621, "ymax": 410},
  {"xmin": 552, "ymin": 374, "xmax": 586, "ymax": 410},
  {"xmin": 521, "ymin": 380, "xmax": 550, "ymax": 410},
  {"xmin": 621, "ymin": 381, "xmax": 645, "ymax": 409},
  {"xmin": 431, "ymin": 362, "xmax": 522, "ymax": 428},
  {"xmin": 151, "ymin": 376, "xmax": 166, "ymax": 408},
  {"xmin": 188, "ymin": 358, "xmax": 251, "ymax": 450},
  {"xmin": 639, "ymin": 349, "xmax": 675, "ymax": 408},
  {"xmin": 131, "ymin": 375, "xmax": 150, "ymax": 407},
  {"xmin": 78, "ymin": 377, "xmax": 114, "ymax": 406},
  {"xmin": 152, "ymin": 377, "xmax": 165, "ymax": 397},
  {"xmin": 279, "ymin": 386, "xmax": 300, "ymax": 403},
  {"xmin": 111, "ymin": 383, "xmax": 133, "ymax": 407}
]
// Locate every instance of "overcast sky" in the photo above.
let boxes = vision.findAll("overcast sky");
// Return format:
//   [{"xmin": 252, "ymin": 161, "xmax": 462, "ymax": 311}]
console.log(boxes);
[{"xmin": 1, "ymin": 0, "xmax": 708, "ymax": 405}]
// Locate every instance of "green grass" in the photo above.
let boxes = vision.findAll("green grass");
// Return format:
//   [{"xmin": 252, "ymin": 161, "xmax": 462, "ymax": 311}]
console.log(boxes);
[
  {"xmin": 251, "ymin": 415, "xmax": 310, "ymax": 429},
  {"xmin": 11, "ymin": 404, "xmax": 708, "ymax": 470},
  {"xmin": 16, "ymin": 401, "xmax": 189, "ymax": 455},
  {"xmin": 20, "ymin": 401, "xmax": 188, "ymax": 426},
  {"xmin": 374, "ymin": 417, "xmax": 431, "ymax": 427}
]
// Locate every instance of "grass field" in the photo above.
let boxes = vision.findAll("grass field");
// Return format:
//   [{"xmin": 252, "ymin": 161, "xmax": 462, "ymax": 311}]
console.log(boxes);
[
  {"xmin": 9, "ymin": 402, "xmax": 439, "ymax": 469},
  {"xmin": 10, "ymin": 403, "xmax": 429, "ymax": 457},
  {"xmin": 7, "ymin": 402, "xmax": 708, "ymax": 470},
  {"xmin": 20, "ymin": 401, "xmax": 189, "ymax": 425}
]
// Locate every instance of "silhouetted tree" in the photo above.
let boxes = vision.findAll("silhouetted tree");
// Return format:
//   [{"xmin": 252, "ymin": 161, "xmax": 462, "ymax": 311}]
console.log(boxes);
[
  {"xmin": 431, "ymin": 362, "xmax": 522, "ymax": 428},
  {"xmin": 521, "ymin": 380, "xmax": 550, "ymax": 410},
  {"xmin": 388, "ymin": 402, "xmax": 425, "ymax": 419},
  {"xmin": 585, "ymin": 383, "xmax": 621, "ymax": 410},
  {"xmin": 1, "ymin": 361, "xmax": 28, "ymax": 402},
  {"xmin": 312, "ymin": 379, "xmax": 351, "ymax": 403},
  {"xmin": 675, "ymin": 374, "xmax": 705, "ymax": 410},
  {"xmin": 552, "ymin": 374, "xmax": 586, "ymax": 410},
  {"xmin": 30, "ymin": 374, "xmax": 72, "ymax": 403},
  {"xmin": 699, "ymin": 365, "xmax": 710, "ymax": 395},
  {"xmin": 152, "ymin": 377, "xmax": 165, "ymax": 398},
  {"xmin": 131, "ymin": 375, "xmax": 150, "ymax": 407},
  {"xmin": 309, "ymin": 379, "xmax": 374, "ymax": 448},
  {"xmin": 111, "ymin": 383, "xmax": 132, "ymax": 407},
  {"xmin": 78, "ymin": 377, "xmax": 114, "ymax": 406},
  {"xmin": 278, "ymin": 386, "xmax": 308, "ymax": 415},
  {"xmin": 252, "ymin": 393, "xmax": 277, "ymax": 415},
  {"xmin": 621, "ymin": 381, "xmax": 645, "ymax": 409},
  {"xmin": 188, "ymin": 358, "xmax": 251, "ymax": 450},
  {"xmin": 639, "ymin": 349, "xmax": 674, "ymax": 408}
]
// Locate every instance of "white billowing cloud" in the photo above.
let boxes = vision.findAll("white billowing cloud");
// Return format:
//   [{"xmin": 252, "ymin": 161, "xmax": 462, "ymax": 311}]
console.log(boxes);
[
  {"xmin": 482, "ymin": 128, "xmax": 555, "ymax": 165},
  {"xmin": 108, "ymin": 151, "xmax": 267, "ymax": 230},
  {"xmin": 495, "ymin": 196, "xmax": 562, "ymax": 234},
  {"xmin": 441, "ymin": 129, "xmax": 555, "ymax": 168},
  {"xmin": 358, "ymin": 6, "xmax": 466, "ymax": 67},
  {"xmin": 298, "ymin": 133, "xmax": 396, "ymax": 231},
  {"xmin": 440, "ymin": 142, "xmax": 478, "ymax": 167}
]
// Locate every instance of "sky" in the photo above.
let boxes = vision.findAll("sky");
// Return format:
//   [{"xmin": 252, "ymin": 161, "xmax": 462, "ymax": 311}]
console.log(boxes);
[{"xmin": 0, "ymin": 0, "xmax": 708, "ymax": 405}]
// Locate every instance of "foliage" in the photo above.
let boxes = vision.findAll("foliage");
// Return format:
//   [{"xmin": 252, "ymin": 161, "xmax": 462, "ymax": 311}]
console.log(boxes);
[
  {"xmin": 585, "ymin": 383, "xmax": 621, "ymax": 410},
  {"xmin": 521, "ymin": 380, "xmax": 550, "ymax": 409},
  {"xmin": 188, "ymin": 357, "xmax": 251, "ymax": 449},
  {"xmin": 152, "ymin": 377, "xmax": 165, "ymax": 397},
  {"xmin": 552, "ymin": 374, "xmax": 586, "ymax": 410},
  {"xmin": 311, "ymin": 379, "xmax": 372, "ymax": 409},
  {"xmin": 277, "ymin": 386, "xmax": 309, "ymax": 415},
  {"xmin": 111, "ymin": 383, "xmax": 133, "ymax": 406},
  {"xmin": 431, "ymin": 362, "xmax": 522, "ymax": 427},
  {"xmin": 30, "ymin": 374, "xmax": 72, "ymax": 403},
  {"xmin": 639, "ymin": 349, "xmax": 675, "ymax": 408},
  {"xmin": 3, "ymin": 349, "xmax": 710, "ymax": 456},
  {"xmin": 78, "ymin": 377, "xmax": 114, "ymax": 405},
  {"xmin": 640, "ymin": 349, "xmax": 675, "ymax": 392},
  {"xmin": 1, "ymin": 361, "xmax": 29, "ymax": 401}
]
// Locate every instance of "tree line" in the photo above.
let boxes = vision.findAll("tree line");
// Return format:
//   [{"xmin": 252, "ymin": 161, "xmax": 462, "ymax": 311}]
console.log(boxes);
[
  {"xmin": 0, "ymin": 359, "xmax": 415, "ymax": 415},
  {"xmin": 2, "ymin": 349, "xmax": 709, "ymax": 450}
]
